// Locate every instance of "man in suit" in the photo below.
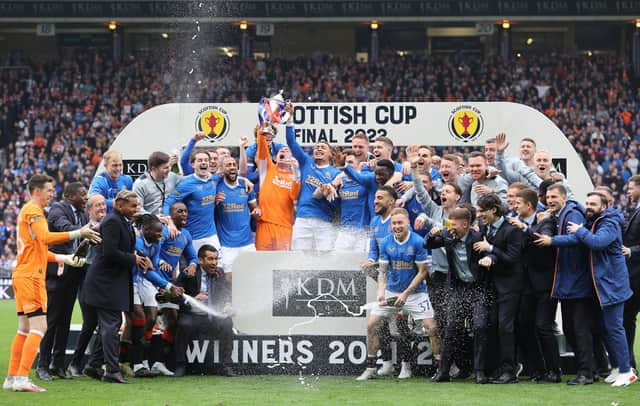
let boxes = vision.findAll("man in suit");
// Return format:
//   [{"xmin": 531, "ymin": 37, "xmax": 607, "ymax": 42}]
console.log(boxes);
[
  {"xmin": 508, "ymin": 188, "xmax": 561, "ymax": 383},
  {"xmin": 174, "ymin": 244, "xmax": 235, "ymax": 378},
  {"xmin": 426, "ymin": 207, "xmax": 491, "ymax": 384},
  {"xmin": 474, "ymin": 193, "xmax": 525, "ymax": 384},
  {"xmin": 623, "ymin": 175, "xmax": 640, "ymax": 371},
  {"xmin": 80, "ymin": 190, "xmax": 152, "ymax": 384},
  {"xmin": 66, "ymin": 194, "xmax": 107, "ymax": 377},
  {"xmin": 36, "ymin": 182, "xmax": 90, "ymax": 381}
]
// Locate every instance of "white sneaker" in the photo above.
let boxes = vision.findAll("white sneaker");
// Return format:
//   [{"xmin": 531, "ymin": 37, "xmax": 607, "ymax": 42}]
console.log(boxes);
[
  {"xmin": 398, "ymin": 362, "xmax": 412, "ymax": 379},
  {"xmin": 142, "ymin": 360, "xmax": 150, "ymax": 370},
  {"xmin": 356, "ymin": 368, "xmax": 377, "ymax": 381},
  {"xmin": 611, "ymin": 371, "xmax": 637, "ymax": 387},
  {"xmin": 604, "ymin": 367, "xmax": 620, "ymax": 383},
  {"xmin": 12, "ymin": 377, "xmax": 47, "ymax": 392},
  {"xmin": 151, "ymin": 362, "xmax": 175, "ymax": 376},
  {"xmin": 2, "ymin": 376, "xmax": 14, "ymax": 390},
  {"xmin": 377, "ymin": 361, "xmax": 394, "ymax": 376}
]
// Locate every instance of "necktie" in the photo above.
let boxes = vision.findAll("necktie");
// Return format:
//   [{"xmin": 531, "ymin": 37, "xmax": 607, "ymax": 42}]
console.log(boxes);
[{"xmin": 487, "ymin": 225, "xmax": 494, "ymax": 238}]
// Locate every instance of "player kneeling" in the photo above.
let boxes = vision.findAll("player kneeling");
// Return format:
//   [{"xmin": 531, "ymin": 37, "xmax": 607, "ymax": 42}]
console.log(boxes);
[{"xmin": 357, "ymin": 208, "xmax": 436, "ymax": 381}]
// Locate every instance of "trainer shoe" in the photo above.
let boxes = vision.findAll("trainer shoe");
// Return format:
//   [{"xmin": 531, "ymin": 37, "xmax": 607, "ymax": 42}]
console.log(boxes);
[
  {"xmin": 151, "ymin": 362, "xmax": 175, "ymax": 376},
  {"xmin": 604, "ymin": 368, "xmax": 620, "ymax": 383},
  {"xmin": 12, "ymin": 377, "xmax": 47, "ymax": 392},
  {"xmin": 133, "ymin": 364, "xmax": 157, "ymax": 378},
  {"xmin": 356, "ymin": 368, "xmax": 377, "ymax": 381},
  {"xmin": 611, "ymin": 371, "xmax": 637, "ymax": 387},
  {"xmin": 398, "ymin": 362, "xmax": 412, "ymax": 379},
  {"xmin": 377, "ymin": 361, "xmax": 394, "ymax": 377},
  {"xmin": 2, "ymin": 376, "xmax": 14, "ymax": 390}
]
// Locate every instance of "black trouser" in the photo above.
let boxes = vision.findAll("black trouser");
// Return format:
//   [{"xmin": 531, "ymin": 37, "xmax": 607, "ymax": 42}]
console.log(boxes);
[
  {"xmin": 623, "ymin": 273, "xmax": 640, "ymax": 369},
  {"xmin": 439, "ymin": 281, "xmax": 492, "ymax": 374},
  {"xmin": 518, "ymin": 291, "xmax": 561, "ymax": 374},
  {"xmin": 561, "ymin": 297, "xmax": 597, "ymax": 378},
  {"xmin": 70, "ymin": 294, "xmax": 98, "ymax": 369},
  {"xmin": 491, "ymin": 290, "xmax": 522, "ymax": 375},
  {"xmin": 429, "ymin": 271, "xmax": 448, "ymax": 336},
  {"xmin": 38, "ymin": 267, "xmax": 84, "ymax": 370},
  {"xmin": 175, "ymin": 313, "xmax": 234, "ymax": 367},
  {"xmin": 85, "ymin": 304, "xmax": 122, "ymax": 374}
]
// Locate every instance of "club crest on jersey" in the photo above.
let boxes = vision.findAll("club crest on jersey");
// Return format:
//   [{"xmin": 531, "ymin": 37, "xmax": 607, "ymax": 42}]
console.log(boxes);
[
  {"xmin": 448, "ymin": 105, "xmax": 484, "ymax": 143},
  {"xmin": 195, "ymin": 105, "xmax": 230, "ymax": 144},
  {"xmin": 407, "ymin": 246, "xmax": 414, "ymax": 255}
]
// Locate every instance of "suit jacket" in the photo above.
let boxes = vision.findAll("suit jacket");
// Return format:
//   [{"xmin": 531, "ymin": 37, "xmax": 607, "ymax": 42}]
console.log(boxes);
[
  {"xmin": 80, "ymin": 211, "xmax": 136, "ymax": 311},
  {"xmin": 425, "ymin": 228, "xmax": 486, "ymax": 286},
  {"xmin": 521, "ymin": 215, "xmax": 557, "ymax": 292},
  {"xmin": 482, "ymin": 218, "xmax": 525, "ymax": 295},
  {"xmin": 624, "ymin": 205, "xmax": 640, "ymax": 278},
  {"xmin": 176, "ymin": 265, "xmax": 230, "ymax": 314},
  {"xmin": 45, "ymin": 200, "xmax": 89, "ymax": 286}
]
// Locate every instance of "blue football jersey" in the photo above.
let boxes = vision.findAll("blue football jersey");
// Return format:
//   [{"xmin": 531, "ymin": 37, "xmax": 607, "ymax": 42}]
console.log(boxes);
[{"xmin": 378, "ymin": 231, "xmax": 428, "ymax": 294}]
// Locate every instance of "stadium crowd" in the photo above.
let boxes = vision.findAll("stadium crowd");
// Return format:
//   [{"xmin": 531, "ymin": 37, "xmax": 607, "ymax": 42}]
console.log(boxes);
[{"xmin": 2, "ymin": 49, "xmax": 640, "ymax": 391}]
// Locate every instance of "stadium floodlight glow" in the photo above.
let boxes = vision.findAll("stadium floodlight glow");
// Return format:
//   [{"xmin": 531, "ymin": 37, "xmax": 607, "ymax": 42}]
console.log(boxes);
[
  {"xmin": 108, "ymin": 21, "xmax": 118, "ymax": 31},
  {"xmin": 526, "ymin": 37, "xmax": 534, "ymax": 45},
  {"xmin": 161, "ymin": 33, "xmax": 169, "ymax": 39},
  {"xmin": 501, "ymin": 20, "xmax": 511, "ymax": 30},
  {"xmin": 370, "ymin": 21, "xmax": 379, "ymax": 30},
  {"xmin": 636, "ymin": 20, "xmax": 640, "ymax": 28},
  {"xmin": 239, "ymin": 21, "xmax": 248, "ymax": 30}
]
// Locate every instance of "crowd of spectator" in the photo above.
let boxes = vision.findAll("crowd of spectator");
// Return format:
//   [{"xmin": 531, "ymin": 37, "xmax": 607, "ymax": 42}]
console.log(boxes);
[{"xmin": 0, "ymin": 49, "xmax": 638, "ymax": 271}]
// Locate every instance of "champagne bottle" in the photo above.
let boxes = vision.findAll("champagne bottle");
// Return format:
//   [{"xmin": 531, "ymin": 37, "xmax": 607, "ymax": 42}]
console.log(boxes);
[
  {"xmin": 385, "ymin": 296, "xmax": 399, "ymax": 306},
  {"xmin": 72, "ymin": 239, "xmax": 91, "ymax": 259},
  {"xmin": 73, "ymin": 222, "xmax": 100, "ymax": 259}
]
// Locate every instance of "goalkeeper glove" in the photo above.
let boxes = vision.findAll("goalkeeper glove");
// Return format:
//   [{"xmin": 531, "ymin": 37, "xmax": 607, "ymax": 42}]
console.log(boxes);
[{"xmin": 55, "ymin": 254, "xmax": 86, "ymax": 268}]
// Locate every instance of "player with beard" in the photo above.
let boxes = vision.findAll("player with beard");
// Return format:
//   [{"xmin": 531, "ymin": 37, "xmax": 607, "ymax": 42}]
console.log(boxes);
[
  {"xmin": 164, "ymin": 151, "xmax": 220, "ymax": 253},
  {"xmin": 468, "ymin": 152, "xmax": 508, "ymax": 206},
  {"xmin": 215, "ymin": 157, "xmax": 260, "ymax": 285},
  {"xmin": 254, "ymin": 125, "xmax": 300, "ymax": 250},
  {"xmin": 566, "ymin": 192, "xmax": 636, "ymax": 387},
  {"xmin": 357, "ymin": 208, "xmax": 436, "ymax": 381},
  {"xmin": 285, "ymin": 103, "xmax": 342, "ymax": 251}
]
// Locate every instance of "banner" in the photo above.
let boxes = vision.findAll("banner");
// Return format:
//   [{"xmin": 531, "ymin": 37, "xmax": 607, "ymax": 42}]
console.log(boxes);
[
  {"xmin": 110, "ymin": 102, "xmax": 594, "ymax": 201},
  {"xmin": 1, "ymin": 1, "xmax": 639, "ymax": 20},
  {"xmin": 0, "ymin": 278, "xmax": 15, "ymax": 300}
]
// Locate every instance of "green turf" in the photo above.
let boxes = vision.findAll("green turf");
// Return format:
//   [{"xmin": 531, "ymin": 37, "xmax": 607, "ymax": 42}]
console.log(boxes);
[{"xmin": 1, "ymin": 299, "xmax": 639, "ymax": 405}]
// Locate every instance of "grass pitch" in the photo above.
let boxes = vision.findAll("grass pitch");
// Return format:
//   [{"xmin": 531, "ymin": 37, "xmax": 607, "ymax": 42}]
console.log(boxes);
[{"xmin": 0, "ymin": 300, "xmax": 638, "ymax": 405}]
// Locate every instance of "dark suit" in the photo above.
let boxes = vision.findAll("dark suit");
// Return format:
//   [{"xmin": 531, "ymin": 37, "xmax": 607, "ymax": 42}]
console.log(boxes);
[
  {"xmin": 174, "ymin": 266, "xmax": 234, "ymax": 371},
  {"xmin": 80, "ymin": 211, "xmax": 136, "ymax": 374},
  {"xmin": 482, "ymin": 218, "xmax": 525, "ymax": 375},
  {"xmin": 38, "ymin": 201, "xmax": 88, "ymax": 371},
  {"xmin": 623, "ymin": 205, "xmax": 640, "ymax": 368},
  {"xmin": 426, "ymin": 228, "xmax": 491, "ymax": 374},
  {"xmin": 516, "ymin": 215, "xmax": 561, "ymax": 375}
]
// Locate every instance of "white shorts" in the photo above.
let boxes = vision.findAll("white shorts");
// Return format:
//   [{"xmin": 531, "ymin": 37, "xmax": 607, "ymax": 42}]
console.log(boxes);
[
  {"xmin": 219, "ymin": 243, "xmax": 256, "ymax": 274},
  {"xmin": 133, "ymin": 277, "xmax": 158, "ymax": 307},
  {"xmin": 292, "ymin": 217, "xmax": 336, "ymax": 251},
  {"xmin": 334, "ymin": 227, "xmax": 368, "ymax": 252},
  {"xmin": 192, "ymin": 234, "xmax": 221, "ymax": 255},
  {"xmin": 372, "ymin": 290, "xmax": 434, "ymax": 321}
]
